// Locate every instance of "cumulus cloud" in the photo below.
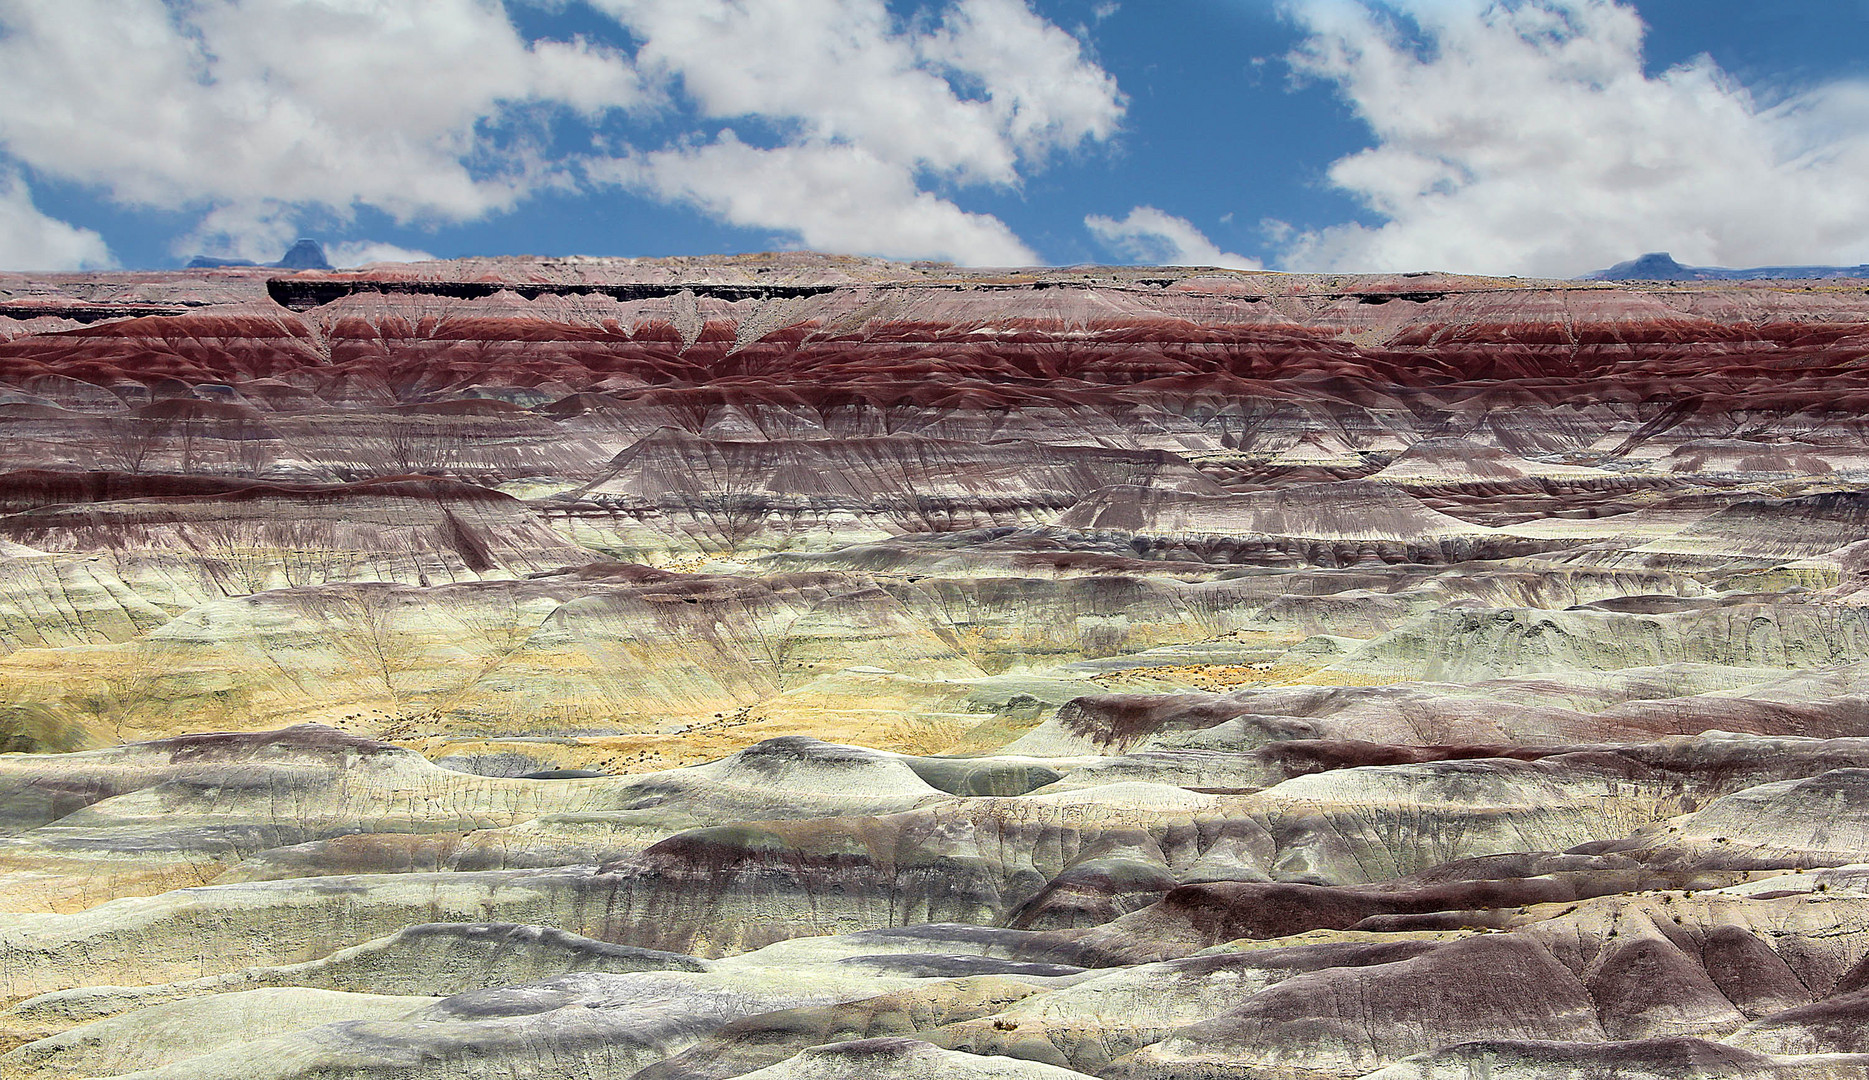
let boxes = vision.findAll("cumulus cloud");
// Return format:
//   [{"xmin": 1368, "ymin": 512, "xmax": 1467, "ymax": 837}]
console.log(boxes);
[
  {"xmin": 326, "ymin": 241, "xmax": 436, "ymax": 268},
  {"xmin": 918, "ymin": 0, "xmax": 1128, "ymax": 164},
  {"xmin": 0, "ymin": 174, "xmax": 113, "ymax": 271},
  {"xmin": 0, "ymin": 0, "xmax": 1119, "ymax": 267},
  {"xmin": 599, "ymin": 135, "xmax": 1036, "ymax": 265},
  {"xmin": 585, "ymin": 0, "xmax": 1123, "ymax": 265},
  {"xmin": 0, "ymin": 0, "xmax": 646, "ymax": 260},
  {"xmin": 1278, "ymin": 0, "xmax": 1869, "ymax": 276},
  {"xmin": 1085, "ymin": 206, "xmax": 1261, "ymax": 269}
]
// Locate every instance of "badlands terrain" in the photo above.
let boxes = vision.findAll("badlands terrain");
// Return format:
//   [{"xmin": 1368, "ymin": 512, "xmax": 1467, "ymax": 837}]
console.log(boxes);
[{"xmin": 2, "ymin": 253, "xmax": 1869, "ymax": 1077}]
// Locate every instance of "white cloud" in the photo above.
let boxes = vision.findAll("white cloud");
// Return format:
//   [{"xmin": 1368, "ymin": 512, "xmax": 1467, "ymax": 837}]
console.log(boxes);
[
  {"xmin": 920, "ymin": 0, "xmax": 1127, "ymax": 163},
  {"xmin": 1278, "ymin": 0, "xmax": 1869, "ymax": 276},
  {"xmin": 0, "ymin": 173, "xmax": 113, "ymax": 271},
  {"xmin": 584, "ymin": 0, "xmax": 1122, "ymax": 265},
  {"xmin": 602, "ymin": 134, "xmax": 1036, "ymax": 265},
  {"xmin": 326, "ymin": 241, "xmax": 436, "ymax": 268},
  {"xmin": 0, "ymin": 0, "xmax": 1118, "ymax": 266},
  {"xmin": 1085, "ymin": 206, "xmax": 1261, "ymax": 269},
  {"xmin": 0, "ymin": 0, "xmax": 644, "ymax": 259},
  {"xmin": 601, "ymin": 0, "xmax": 1010, "ymax": 185},
  {"xmin": 594, "ymin": 0, "xmax": 1120, "ymax": 182}
]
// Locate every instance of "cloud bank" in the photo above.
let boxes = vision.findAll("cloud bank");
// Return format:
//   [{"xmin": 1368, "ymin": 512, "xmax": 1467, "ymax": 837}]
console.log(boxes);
[
  {"xmin": 0, "ymin": 172, "xmax": 112, "ymax": 271},
  {"xmin": 9, "ymin": 0, "xmax": 1864, "ymax": 277},
  {"xmin": 325, "ymin": 241, "xmax": 436, "ymax": 269},
  {"xmin": 1278, "ymin": 0, "xmax": 1869, "ymax": 276},
  {"xmin": 0, "ymin": 0, "xmax": 1121, "ymax": 269},
  {"xmin": 586, "ymin": 0, "xmax": 1122, "ymax": 264},
  {"xmin": 1085, "ymin": 206, "xmax": 1260, "ymax": 269},
  {"xmin": 0, "ymin": 0, "xmax": 645, "ymax": 265}
]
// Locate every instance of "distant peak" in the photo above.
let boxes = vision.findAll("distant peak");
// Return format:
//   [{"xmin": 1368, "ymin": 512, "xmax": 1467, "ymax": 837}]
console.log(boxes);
[
  {"xmin": 187, "ymin": 237, "xmax": 332, "ymax": 271},
  {"xmin": 275, "ymin": 238, "xmax": 332, "ymax": 270},
  {"xmin": 1581, "ymin": 251, "xmax": 1869, "ymax": 281},
  {"xmin": 1623, "ymin": 253, "xmax": 1685, "ymax": 275},
  {"xmin": 1587, "ymin": 253, "xmax": 1692, "ymax": 280}
]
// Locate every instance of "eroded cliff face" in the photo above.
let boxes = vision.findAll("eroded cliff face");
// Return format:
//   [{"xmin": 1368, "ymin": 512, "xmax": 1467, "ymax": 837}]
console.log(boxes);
[{"xmin": 3, "ymin": 255, "xmax": 1869, "ymax": 1078}]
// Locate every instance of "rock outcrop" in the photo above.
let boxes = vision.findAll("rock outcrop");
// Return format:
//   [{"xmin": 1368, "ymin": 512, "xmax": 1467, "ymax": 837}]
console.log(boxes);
[{"xmin": 1, "ymin": 255, "xmax": 1868, "ymax": 1077}]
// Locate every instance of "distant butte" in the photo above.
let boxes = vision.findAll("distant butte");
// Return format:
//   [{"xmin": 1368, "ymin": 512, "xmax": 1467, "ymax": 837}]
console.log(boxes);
[
  {"xmin": 1582, "ymin": 250, "xmax": 1869, "ymax": 280},
  {"xmin": 186, "ymin": 237, "xmax": 333, "ymax": 271}
]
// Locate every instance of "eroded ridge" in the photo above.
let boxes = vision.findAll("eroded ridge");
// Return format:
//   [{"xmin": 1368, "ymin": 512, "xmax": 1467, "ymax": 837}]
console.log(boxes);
[{"xmin": 3, "ymin": 255, "xmax": 1869, "ymax": 1078}]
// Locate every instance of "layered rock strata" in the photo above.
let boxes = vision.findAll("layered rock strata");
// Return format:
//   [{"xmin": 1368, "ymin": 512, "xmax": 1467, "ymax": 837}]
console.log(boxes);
[{"xmin": 2, "ymin": 255, "xmax": 1869, "ymax": 1077}]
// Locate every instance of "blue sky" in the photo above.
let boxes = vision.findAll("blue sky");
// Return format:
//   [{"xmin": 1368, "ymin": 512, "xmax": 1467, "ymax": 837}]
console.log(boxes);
[{"xmin": 2, "ymin": 0, "xmax": 1867, "ymax": 276}]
